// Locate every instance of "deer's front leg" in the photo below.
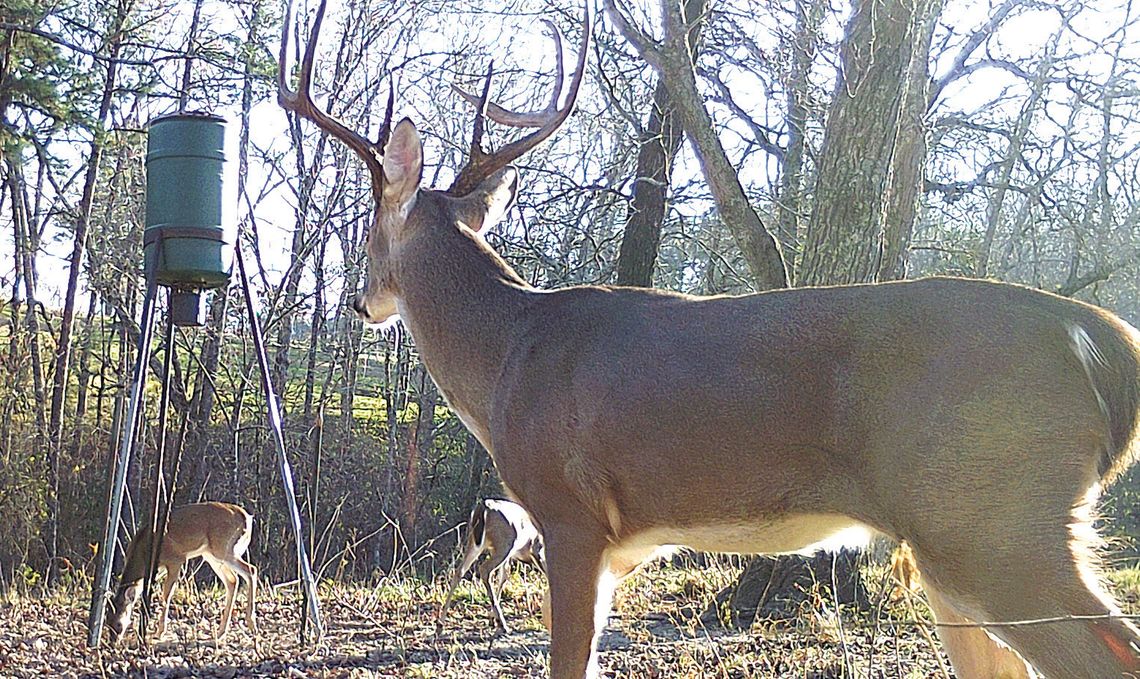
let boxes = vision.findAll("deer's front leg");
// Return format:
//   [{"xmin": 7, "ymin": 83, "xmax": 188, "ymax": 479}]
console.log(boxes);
[
  {"xmin": 156, "ymin": 562, "xmax": 182, "ymax": 639},
  {"xmin": 544, "ymin": 526, "xmax": 610, "ymax": 679}
]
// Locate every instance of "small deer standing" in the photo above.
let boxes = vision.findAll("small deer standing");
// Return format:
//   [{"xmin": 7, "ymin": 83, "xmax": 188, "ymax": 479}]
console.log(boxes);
[
  {"xmin": 437, "ymin": 498, "xmax": 546, "ymax": 634},
  {"xmin": 107, "ymin": 501, "xmax": 258, "ymax": 644}
]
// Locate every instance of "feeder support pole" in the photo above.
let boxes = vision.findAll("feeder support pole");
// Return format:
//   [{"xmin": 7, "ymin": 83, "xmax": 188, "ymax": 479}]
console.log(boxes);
[
  {"xmin": 141, "ymin": 298, "xmax": 178, "ymax": 640},
  {"xmin": 87, "ymin": 270, "xmax": 160, "ymax": 647},
  {"xmin": 235, "ymin": 238, "xmax": 323, "ymax": 640}
]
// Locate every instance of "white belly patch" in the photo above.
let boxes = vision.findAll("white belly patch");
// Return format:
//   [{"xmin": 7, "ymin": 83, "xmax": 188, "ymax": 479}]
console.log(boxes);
[{"xmin": 610, "ymin": 514, "xmax": 874, "ymax": 568}]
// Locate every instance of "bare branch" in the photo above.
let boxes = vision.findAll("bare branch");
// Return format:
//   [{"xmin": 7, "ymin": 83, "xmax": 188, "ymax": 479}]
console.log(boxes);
[
  {"xmin": 0, "ymin": 22, "xmax": 151, "ymax": 65},
  {"xmin": 930, "ymin": 0, "xmax": 1026, "ymax": 103},
  {"xmin": 602, "ymin": 0, "xmax": 662, "ymax": 67}
]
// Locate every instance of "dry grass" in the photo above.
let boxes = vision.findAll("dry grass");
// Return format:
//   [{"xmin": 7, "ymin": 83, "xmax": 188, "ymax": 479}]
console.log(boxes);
[{"xmin": 2, "ymin": 560, "xmax": 1137, "ymax": 678}]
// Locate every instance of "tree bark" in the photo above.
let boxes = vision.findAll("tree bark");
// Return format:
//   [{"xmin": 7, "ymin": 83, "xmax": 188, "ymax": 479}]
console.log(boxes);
[
  {"xmin": 614, "ymin": 70, "xmax": 685, "ymax": 287},
  {"xmin": 302, "ymin": 229, "xmax": 327, "ymax": 421},
  {"xmin": 702, "ymin": 550, "xmax": 869, "ymax": 628},
  {"xmin": 68, "ymin": 293, "xmax": 99, "ymax": 459},
  {"xmin": 776, "ymin": 0, "xmax": 825, "ymax": 277},
  {"xmin": 607, "ymin": 0, "xmax": 788, "ymax": 290},
  {"xmin": 797, "ymin": 0, "xmax": 942, "ymax": 285},
  {"xmin": 5, "ymin": 160, "xmax": 49, "ymax": 568}
]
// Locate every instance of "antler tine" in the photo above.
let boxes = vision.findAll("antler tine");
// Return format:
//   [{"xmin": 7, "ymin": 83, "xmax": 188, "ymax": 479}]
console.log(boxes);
[
  {"xmin": 450, "ymin": 19, "xmax": 564, "ymax": 129},
  {"xmin": 278, "ymin": 0, "xmax": 386, "ymax": 192},
  {"xmin": 375, "ymin": 87, "xmax": 396, "ymax": 152},
  {"xmin": 447, "ymin": 3, "xmax": 591, "ymax": 196},
  {"xmin": 468, "ymin": 62, "xmax": 496, "ymax": 162},
  {"xmin": 544, "ymin": 19, "xmax": 566, "ymax": 117}
]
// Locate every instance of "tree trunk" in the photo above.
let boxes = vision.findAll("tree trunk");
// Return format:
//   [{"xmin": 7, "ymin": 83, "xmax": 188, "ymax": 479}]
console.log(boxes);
[
  {"xmin": 777, "ymin": 0, "xmax": 825, "ymax": 276},
  {"xmin": 338, "ymin": 279, "xmax": 364, "ymax": 434},
  {"xmin": 47, "ymin": 0, "xmax": 128, "ymax": 454},
  {"xmin": 402, "ymin": 367, "xmax": 439, "ymax": 545},
  {"xmin": 5, "ymin": 165, "xmax": 46, "ymax": 446},
  {"xmin": 302, "ymin": 230, "xmax": 327, "ymax": 421},
  {"xmin": 6, "ymin": 160, "xmax": 49, "ymax": 568},
  {"xmin": 68, "ymin": 293, "xmax": 99, "ymax": 459},
  {"xmin": 614, "ymin": 77, "xmax": 685, "ymax": 287},
  {"xmin": 43, "ymin": 4, "xmax": 130, "ymax": 581},
  {"xmin": 608, "ymin": 0, "xmax": 788, "ymax": 290},
  {"xmin": 702, "ymin": 550, "xmax": 869, "ymax": 628},
  {"xmin": 797, "ymin": 0, "xmax": 942, "ymax": 285}
]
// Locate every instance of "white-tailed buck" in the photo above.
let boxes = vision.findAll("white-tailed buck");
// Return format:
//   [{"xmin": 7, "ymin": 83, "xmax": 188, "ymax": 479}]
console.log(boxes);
[
  {"xmin": 437, "ymin": 498, "xmax": 546, "ymax": 634},
  {"xmin": 280, "ymin": 2, "xmax": 1140, "ymax": 676},
  {"xmin": 107, "ymin": 502, "xmax": 257, "ymax": 644}
]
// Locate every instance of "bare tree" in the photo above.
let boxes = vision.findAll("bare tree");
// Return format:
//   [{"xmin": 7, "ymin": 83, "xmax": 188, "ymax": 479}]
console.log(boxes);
[
  {"xmin": 607, "ymin": 0, "xmax": 788, "ymax": 290},
  {"xmin": 613, "ymin": 0, "xmax": 704, "ymax": 287},
  {"xmin": 797, "ymin": 0, "xmax": 943, "ymax": 285}
]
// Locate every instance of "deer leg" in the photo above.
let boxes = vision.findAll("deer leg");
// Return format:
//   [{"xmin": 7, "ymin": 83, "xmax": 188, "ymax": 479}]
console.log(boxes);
[
  {"xmin": 155, "ymin": 562, "xmax": 180, "ymax": 639},
  {"xmin": 919, "ymin": 575, "xmax": 1034, "ymax": 679},
  {"xmin": 985, "ymin": 563, "xmax": 1140, "ymax": 678},
  {"xmin": 914, "ymin": 532, "xmax": 1140, "ymax": 678},
  {"xmin": 224, "ymin": 555, "xmax": 258, "ymax": 634},
  {"xmin": 478, "ymin": 544, "xmax": 515, "ymax": 633},
  {"xmin": 544, "ymin": 526, "xmax": 610, "ymax": 679},
  {"xmin": 437, "ymin": 540, "xmax": 483, "ymax": 632},
  {"xmin": 205, "ymin": 558, "xmax": 239, "ymax": 640},
  {"xmin": 480, "ymin": 555, "xmax": 511, "ymax": 634}
]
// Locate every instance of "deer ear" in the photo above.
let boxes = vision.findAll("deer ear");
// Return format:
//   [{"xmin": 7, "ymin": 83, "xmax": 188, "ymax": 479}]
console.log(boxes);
[
  {"xmin": 382, "ymin": 118, "xmax": 423, "ymax": 208},
  {"xmin": 454, "ymin": 167, "xmax": 518, "ymax": 234}
]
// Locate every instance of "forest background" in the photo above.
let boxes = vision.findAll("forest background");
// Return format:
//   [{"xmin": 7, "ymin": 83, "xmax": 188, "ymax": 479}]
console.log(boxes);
[{"xmin": 1, "ymin": 0, "xmax": 1139, "ymax": 637}]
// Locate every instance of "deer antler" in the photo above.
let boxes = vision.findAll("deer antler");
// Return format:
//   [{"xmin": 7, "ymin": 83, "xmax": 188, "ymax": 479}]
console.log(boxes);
[
  {"xmin": 447, "ymin": 5, "xmax": 591, "ymax": 196},
  {"xmin": 450, "ymin": 20, "xmax": 566, "ymax": 129},
  {"xmin": 278, "ymin": 0, "xmax": 394, "ymax": 198}
]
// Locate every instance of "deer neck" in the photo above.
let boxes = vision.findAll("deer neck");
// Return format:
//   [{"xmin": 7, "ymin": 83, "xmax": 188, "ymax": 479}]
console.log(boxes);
[{"xmin": 393, "ymin": 212, "xmax": 532, "ymax": 443}]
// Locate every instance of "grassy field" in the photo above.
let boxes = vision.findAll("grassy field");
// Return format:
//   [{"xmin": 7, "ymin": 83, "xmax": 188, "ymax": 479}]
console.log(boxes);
[{"xmin": 3, "ymin": 559, "xmax": 1138, "ymax": 678}]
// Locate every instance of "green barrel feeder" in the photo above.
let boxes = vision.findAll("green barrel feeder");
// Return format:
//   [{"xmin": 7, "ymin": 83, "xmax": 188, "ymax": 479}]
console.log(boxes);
[{"xmin": 144, "ymin": 112, "xmax": 234, "ymax": 325}]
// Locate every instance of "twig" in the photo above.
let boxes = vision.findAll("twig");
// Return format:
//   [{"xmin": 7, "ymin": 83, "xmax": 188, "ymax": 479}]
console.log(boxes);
[
  {"xmin": 850, "ymin": 611, "xmax": 1140, "ymax": 630},
  {"xmin": 902, "ymin": 589, "xmax": 951, "ymax": 679}
]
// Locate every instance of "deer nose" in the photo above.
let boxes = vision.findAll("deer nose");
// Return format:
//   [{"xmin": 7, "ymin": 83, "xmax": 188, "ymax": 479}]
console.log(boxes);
[{"xmin": 351, "ymin": 296, "xmax": 366, "ymax": 316}]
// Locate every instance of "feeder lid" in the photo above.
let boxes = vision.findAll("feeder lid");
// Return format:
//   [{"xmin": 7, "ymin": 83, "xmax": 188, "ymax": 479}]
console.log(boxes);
[{"xmin": 149, "ymin": 111, "xmax": 227, "ymax": 125}]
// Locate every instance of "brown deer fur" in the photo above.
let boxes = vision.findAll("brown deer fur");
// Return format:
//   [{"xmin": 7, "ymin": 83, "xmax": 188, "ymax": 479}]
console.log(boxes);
[
  {"xmin": 279, "ymin": 3, "xmax": 1140, "ymax": 675},
  {"xmin": 437, "ymin": 498, "xmax": 545, "ymax": 633},
  {"xmin": 107, "ymin": 502, "xmax": 257, "ymax": 644}
]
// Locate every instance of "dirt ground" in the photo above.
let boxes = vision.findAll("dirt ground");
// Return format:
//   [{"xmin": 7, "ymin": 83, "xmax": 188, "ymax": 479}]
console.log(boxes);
[{"xmin": 0, "ymin": 571, "xmax": 952, "ymax": 679}]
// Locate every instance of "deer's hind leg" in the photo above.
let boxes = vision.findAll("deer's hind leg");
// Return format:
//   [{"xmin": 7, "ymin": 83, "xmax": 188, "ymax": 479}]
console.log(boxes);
[
  {"xmin": 438, "ymin": 539, "xmax": 484, "ymax": 631},
  {"xmin": 919, "ymin": 576, "xmax": 1034, "ymax": 679},
  {"xmin": 204, "ymin": 556, "xmax": 240, "ymax": 639},
  {"xmin": 222, "ymin": 554, "xmax": 258, "ymax": 633},
  {"xmin": 479, "ymin": 550, "xmax": 513, "ymax": 633},
  {"xmin": 912, "ymin": 514, "xmax": 1140, "ymax": 679}
]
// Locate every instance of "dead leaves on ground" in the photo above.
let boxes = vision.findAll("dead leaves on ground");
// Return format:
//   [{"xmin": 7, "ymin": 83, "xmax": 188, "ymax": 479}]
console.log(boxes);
[{"xmin": 0, "ymin": 577, "xmax": 947, "ymax": 678}]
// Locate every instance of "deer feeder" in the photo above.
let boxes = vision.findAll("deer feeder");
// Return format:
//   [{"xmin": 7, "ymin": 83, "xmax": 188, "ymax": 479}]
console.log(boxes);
[
  {"xmin": 88, "ymin": 111, "xmax": 323, "ymax": 647},
  {"xmin": 144, "ymin": 112, "xmax": 233, "ymax": 326}
]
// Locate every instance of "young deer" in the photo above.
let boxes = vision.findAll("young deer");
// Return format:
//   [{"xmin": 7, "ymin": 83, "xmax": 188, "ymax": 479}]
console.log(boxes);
[
  {"xmin": 280, "ymin": 2, "xmax": 1140, "ymax": 677},
  {"xmin": 107, "ymin": 502, "xmax": 258, "ymax": 644},
  {"xmin": 437, "ymin": 498, "xmax": 546, "ymax": 634}
]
